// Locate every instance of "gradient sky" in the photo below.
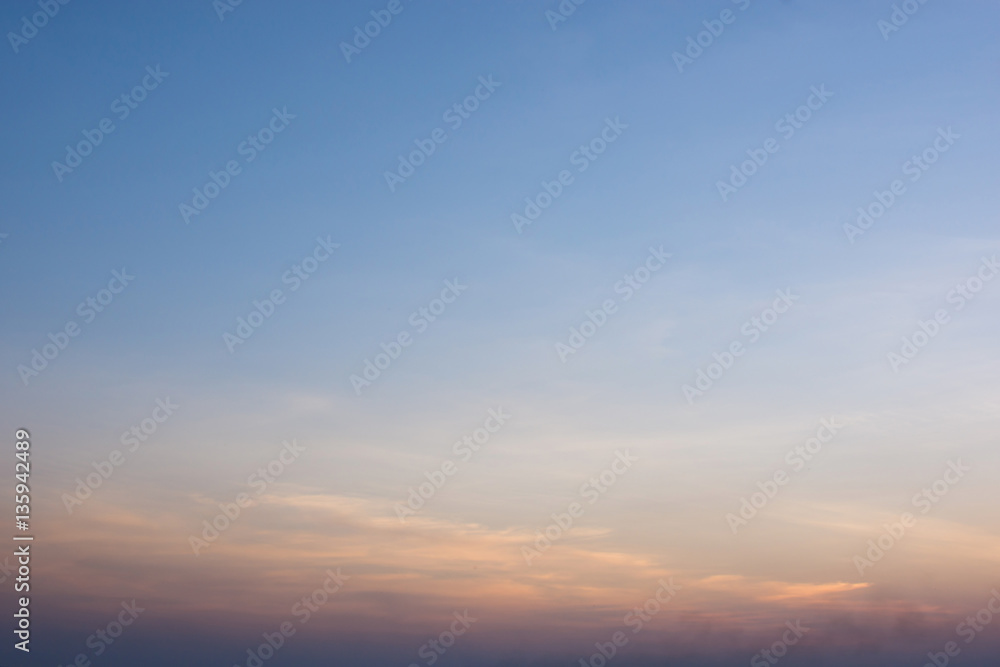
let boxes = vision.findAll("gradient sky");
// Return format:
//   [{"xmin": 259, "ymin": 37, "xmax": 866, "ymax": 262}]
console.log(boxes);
[{"xmin": 2, "ymin": 1, "xmax": 1000, "ymax": 665}]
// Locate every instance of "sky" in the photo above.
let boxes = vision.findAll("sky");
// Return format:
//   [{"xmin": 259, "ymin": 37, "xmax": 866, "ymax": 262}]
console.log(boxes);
[{"xmin": 1, "ymin": 0, "xmax": 1000, "ymax": 665}]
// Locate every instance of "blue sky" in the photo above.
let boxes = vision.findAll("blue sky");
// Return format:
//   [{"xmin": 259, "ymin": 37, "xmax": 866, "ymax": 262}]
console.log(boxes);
[{"xmin": 2, "ymin": 1, "xmax": 1000, "ymax": 665}]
